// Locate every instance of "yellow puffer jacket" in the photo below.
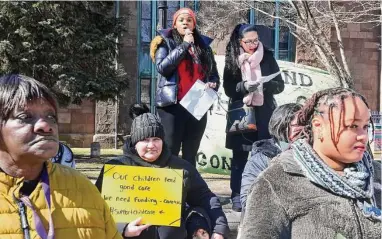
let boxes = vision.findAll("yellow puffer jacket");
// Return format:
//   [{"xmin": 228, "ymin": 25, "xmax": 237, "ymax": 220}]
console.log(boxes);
[{"xmin": 0, "ymin": 161, "xmax": 122, "ymax": 239}]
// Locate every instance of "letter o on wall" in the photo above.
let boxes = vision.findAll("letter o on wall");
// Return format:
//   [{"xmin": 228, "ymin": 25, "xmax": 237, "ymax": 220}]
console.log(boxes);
[{"xmin": 210, "ymin": 155, "xmax": 220, "ymax": 169}]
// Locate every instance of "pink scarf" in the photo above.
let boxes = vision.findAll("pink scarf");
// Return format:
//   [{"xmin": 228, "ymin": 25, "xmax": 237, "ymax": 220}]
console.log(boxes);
[{"xmin": 238, "ymin": 42, "xmax": 264, "ymax": 106}]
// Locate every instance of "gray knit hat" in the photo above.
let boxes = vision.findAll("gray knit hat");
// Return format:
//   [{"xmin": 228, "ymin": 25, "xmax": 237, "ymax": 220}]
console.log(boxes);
[{"xmin": 130, "ymin": 113, "xmax": 165, "ymax": 145}]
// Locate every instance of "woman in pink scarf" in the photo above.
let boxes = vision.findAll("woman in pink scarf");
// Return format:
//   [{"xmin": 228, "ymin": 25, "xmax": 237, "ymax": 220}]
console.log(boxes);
[{"xmin": 223, "ymin": 24, "xmax": 284, "ymax": 212}]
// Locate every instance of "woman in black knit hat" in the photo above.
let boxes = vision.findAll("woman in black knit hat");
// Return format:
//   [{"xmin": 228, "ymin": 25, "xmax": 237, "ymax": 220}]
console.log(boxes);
[{"xmin": 95, "ymin": 104, "xmax": 229, "ymax": 239}]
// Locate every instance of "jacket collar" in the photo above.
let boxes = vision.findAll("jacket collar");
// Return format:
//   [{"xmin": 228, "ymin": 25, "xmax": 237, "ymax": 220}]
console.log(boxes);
[
  {"xmin": 251, "ymin": 138, "xmax": 281, "ymax": 158},
  {"xmin": 273, "ymin": 149, "xmax": 305, "ymax": 176},
  {"xmin": 0, "ymin": 161, "xmax": 53, "ymax": 199},
  {"xmin": 157, "ymin": 28, "xmax": 214, "ymax": 47},
  {"xmin": 0, "ymin": 170, "xmax": 21, "ymax": 195},
  {"xmin": 122, "ymin": 138, "xmax": 172, "ymax": 168}
]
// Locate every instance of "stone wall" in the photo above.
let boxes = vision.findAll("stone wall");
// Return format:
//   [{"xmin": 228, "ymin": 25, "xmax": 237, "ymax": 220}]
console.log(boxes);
[
  {"xmin": 57, "ymin": 100, "xmax": 95, "ymax": 147},
  {"xmin": 94, "ymin": 1, "xmax": 138, "ymax": 148},
  {"xmin": 332, "ymin": 23, "xmax": 380, "ymax": 110},
  {"xmin": 296, "ymin": 22, "xmax": 381, "ymax": 110}
]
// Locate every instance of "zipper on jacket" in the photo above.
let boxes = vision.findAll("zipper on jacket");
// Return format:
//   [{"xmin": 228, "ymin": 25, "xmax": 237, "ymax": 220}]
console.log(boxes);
[
  {"xmin": 15, "ymin": 198, "xmax": 31, "ymax": 239},
  {"xmin": 349, "ymin": 200, "xmax": 364, "ymax": 239}
]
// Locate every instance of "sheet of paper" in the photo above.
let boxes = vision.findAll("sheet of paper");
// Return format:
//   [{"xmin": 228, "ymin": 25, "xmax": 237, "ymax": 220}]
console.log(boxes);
[
  {"xmin": 101, "ymin": 165, "xmax": 183, "ymax": 227},
  {"xmin": 257, "ymin": 71, "xmax": 281, "ymax": 84},
  {"xmin": 180, "ymin": 80, "xmax": 218, "ymax": 120}
]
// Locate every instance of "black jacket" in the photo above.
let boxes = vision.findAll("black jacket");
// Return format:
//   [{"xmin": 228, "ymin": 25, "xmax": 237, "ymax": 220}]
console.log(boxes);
[
  {"xmin": 95, "ymin": 141, "xmax": 229, "ymax": 239},
  {"xmin": 223, "ymin": 48, "xmax": 284, "ymax": 151},
  {"xmin": 153, "ymin": 29, "xmax": 220, "ymax": 107},
  {"xmin": 240, "ymin": 138, "xmax": 281, "ymax": 211}
]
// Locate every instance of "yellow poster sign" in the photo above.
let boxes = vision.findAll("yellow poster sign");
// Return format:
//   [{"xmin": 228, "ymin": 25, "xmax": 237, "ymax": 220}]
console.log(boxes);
[{"xmin": 101, "ymin": 165, "xmax": 183, "ymax": 227}]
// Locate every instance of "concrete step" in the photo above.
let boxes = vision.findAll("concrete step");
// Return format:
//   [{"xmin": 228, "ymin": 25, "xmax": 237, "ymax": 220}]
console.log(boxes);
[{"xmin": 220, "ymin": 196, "xmax": 240, "ymax": 239}]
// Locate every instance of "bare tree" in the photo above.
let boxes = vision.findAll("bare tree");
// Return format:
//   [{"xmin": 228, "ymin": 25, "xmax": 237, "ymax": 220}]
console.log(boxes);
[{"xmin": 197, "ymin": 1, "xmax": 381, "ymax": 88}]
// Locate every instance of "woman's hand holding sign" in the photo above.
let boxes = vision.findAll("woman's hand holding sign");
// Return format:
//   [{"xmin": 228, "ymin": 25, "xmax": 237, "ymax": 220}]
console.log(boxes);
[
  {"xmin": 211, "ymin": 233, "xmax": 224, "ymax": 239},
  {"xmin": 124, "ymin": 217, "xmax": 150, "ymax": 237}
]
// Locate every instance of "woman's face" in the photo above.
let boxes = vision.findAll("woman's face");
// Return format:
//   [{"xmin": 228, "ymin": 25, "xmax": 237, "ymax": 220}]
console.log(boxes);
[
  {"xmin": 135, "ymin": 137, "xmax": 163, "ymax": 162},
  {"xmin": 174, "ymin": 13, "xmax": 195, "ymax": 36},
  {"xmin": 313, "ymin": 96, "xmax": 370, "ymax": 165},
  {"xmin": 240, "ymin": 31, "xmax": 259, "ymax": 54},
  {"xmin": 0, "ymin": 99, "xmax": 59, "ymax": 165}
]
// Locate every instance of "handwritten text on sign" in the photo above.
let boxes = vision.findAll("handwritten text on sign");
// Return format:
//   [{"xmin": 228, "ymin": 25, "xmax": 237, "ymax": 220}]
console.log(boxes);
[{"xmin": 101, "ymin": 165, "xmax": 183, "ymax": 227}]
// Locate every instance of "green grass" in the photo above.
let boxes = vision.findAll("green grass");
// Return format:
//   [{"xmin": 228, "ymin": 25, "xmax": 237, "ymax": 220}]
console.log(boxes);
[
  {"xmin": 72, "ymin": 148, "xmax": 123, "ymax": 180},
  {"xmin": 72, "ymin": 148, "xmax": 123, "ymax": 156}
]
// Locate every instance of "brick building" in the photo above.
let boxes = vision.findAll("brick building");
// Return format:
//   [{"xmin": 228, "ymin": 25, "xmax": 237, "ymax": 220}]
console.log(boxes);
[{"xmin": 57, "ymin": 1, "xmax": 381, "ymax": 147}]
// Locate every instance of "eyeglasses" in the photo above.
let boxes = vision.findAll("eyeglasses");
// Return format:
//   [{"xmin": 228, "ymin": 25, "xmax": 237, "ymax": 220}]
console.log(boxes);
[{"xmin": 242, "ymin": 39, "xmax": 259, "ymax": 46}]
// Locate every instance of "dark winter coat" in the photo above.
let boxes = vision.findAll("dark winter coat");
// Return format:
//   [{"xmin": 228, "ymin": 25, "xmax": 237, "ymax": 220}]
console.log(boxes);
[
  {"xmin": 239, "ymin": 149, "xmax": 382, "ymax": 239},
  {"xmin": 223, "ymin": 48, "xmax": 284, "ymax": 151},
  {"xmin": 240, "ymin": 138, "xmax": 281, "ymax": 210},
  {"xmin": 95, "ymin": 141, "xmax": 229, "ymax": 239},
  {"xmin": 151, "ymin": 29, "xmax": 220, "ymax": 107}
]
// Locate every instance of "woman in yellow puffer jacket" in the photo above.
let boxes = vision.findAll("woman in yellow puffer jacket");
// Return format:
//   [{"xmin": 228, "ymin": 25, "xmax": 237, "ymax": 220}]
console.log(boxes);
[{"xmin": 0, "ymin": 74, "xmax": 122, "ymax": 239}]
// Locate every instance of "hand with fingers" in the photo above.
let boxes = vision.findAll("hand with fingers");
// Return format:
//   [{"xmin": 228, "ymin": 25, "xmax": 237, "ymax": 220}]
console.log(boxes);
[
  {"xmin": 123, "ymin": 217, "xmax": 151, "ymax": 237},
  {"xmin": 205, "ymin": 82, "xmax": 217, "ymax": 89},
  {"xmin": 244, "ymin": 81, "xmax": 260, "ymax": 93},
  {"xmin": 184, "ymin": 28, "xmax": 194, "ymax": 44},
  {"xmin": 211, "ymin": 233, "xmax": 224, "ymax": 239}
]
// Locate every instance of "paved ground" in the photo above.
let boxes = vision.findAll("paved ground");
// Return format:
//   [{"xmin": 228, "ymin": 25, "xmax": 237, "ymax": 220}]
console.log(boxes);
[
  {"xmin": 76, "ymin": 156, "xmax": 240, "ymax": 239},
  {"xmin": 203, "ymin": 174, "xmax": 240, "ymax": 239}
]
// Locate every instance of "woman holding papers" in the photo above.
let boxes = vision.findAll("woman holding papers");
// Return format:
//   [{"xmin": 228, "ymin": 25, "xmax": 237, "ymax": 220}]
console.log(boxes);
[
  {"xmin": 150, "ymin": 8, "xmax": 219, "ymax": 167},
  {"xmin": 0, "ymin": 74, "xmax": 121, "ymax": 239},
  {"xmin": 96, "ymin": 104, "xmax": 229, "ymax": 239},
  {"xmin": 223, "ymin": 23, "xmax": 285, "ymax": 212}
]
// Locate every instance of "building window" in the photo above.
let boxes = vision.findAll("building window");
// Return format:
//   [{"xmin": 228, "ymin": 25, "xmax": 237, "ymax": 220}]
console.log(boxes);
[
  {"xmin": 137, "ymin": 1, "xmax": 199, "ymax": 105},
  {"xmin": 138, "ymin": 1, "xmax": 199, "ymax": 78},
  {"xmin": 248, "ymin": 3, "xmax": 296, "ymax": 62},
  {"xmin": 166, "ymin": 1, "xmax": 180, "ymax": 28},
  {"xmin": 139, "ymin": 1, "xmax": 153, "ymax": 78}
]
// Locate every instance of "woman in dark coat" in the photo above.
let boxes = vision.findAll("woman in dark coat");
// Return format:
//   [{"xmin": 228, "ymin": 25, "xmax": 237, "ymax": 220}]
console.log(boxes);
[
  {"xmin": 223, "ymin": 23, "xmax": 285, "ymax": 211},
  {"xmin": 150, "ymin": 8, "xmax": 219, "ymax": 167},
  {"xmin": 240, "ymin": 103, "xmax": 302, "ymax": 212},
  {"xmin": 96, "ymin": 104, "xmax": 229, "ymax": 239}
]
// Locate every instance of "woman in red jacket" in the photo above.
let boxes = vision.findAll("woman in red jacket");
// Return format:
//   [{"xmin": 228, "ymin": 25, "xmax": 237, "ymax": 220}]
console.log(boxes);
[{"xmin": 150, "ymin": 8, "xmax": 219, "ymax": 167}]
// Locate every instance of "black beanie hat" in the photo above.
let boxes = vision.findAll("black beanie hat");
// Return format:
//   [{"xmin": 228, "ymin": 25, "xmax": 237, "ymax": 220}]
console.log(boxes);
[{"xmin": 130, "ymin": 112, "xmax": 165, "ymax": 146}]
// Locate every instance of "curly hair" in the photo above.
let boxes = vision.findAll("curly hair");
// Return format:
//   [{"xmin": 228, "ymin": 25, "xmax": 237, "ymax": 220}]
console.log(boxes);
[
  {"xmin": 171, "ymin": 28, "xmax": 214, "ymax": 78},
  {"xmin": 225, "ymin": 23, "xmax": 259, "ymax": 79},
  {"xmin": 291, "ymin": 87, "xmax": 372, "ymax": 148}
]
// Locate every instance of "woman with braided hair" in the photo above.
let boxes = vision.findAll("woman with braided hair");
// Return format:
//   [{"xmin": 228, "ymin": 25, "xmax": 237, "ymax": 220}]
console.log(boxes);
[
  {"xmin": 239, "ymin": 88, "xmax": 381, "ymax": 239},
  {"xmin": 150, "ymin": 8, "xmax": 219, "ymax": 167}
]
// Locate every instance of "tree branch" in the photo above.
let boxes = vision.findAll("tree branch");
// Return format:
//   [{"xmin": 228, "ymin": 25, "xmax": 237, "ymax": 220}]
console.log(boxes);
[
  {"xmin": 328, "ymin": 0, "xmax": 352, "ymax": 79},
  {"xmin": 241, "ymin": 1, "xmax": 307, "ymax": 30}
]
